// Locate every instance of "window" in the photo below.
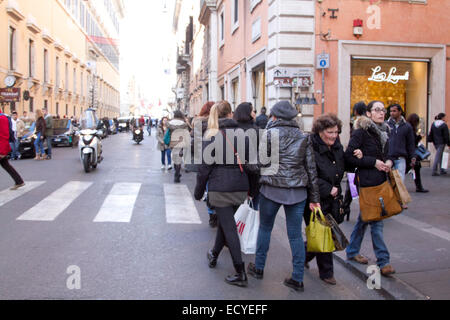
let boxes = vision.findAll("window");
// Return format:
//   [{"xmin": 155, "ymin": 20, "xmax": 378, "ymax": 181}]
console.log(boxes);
[
  {"xmin": 44, "ymin": 100, "xmax": 48, "ymax": 110},
  {"xmin": 80, "ymin": 2, "xmax": 85, "ymax": 28},
  {"xmin": 9, "ymin": 26, "xmax": 16, "ymax": 70},
  {"xmin": 73, "ymin": 68, "xmax": 77, "ymax": 94},
  {"xmin": 219, "ymin": 10, "xmax": 225, "ymax": 47},
  {"xmin": 44, "ymin": 49, "xmax": 49, "ymax": 83},
  {"xmin": 56, "ymin": 102, "xmax": 59, "ymax": 116},
  {"xmin": 81, "ymin": 72, "xmax": 84, "ymax": 97},
  {"xmin": 29, "ymin": 97, "xmax": 34, "ymax": 113},
  {"xmin": 250, "ymin": 0, "xmax": 262, "ymax": 13},
  {"xmin": 66, "ymin": 104, "xmax": 69, "ymax": 116},
  {"xmin": 29, "ymin": 39, "xmax": 35, "ymax": 78},
  {"xmin": 230, "ymin": 0, "xmax": 239, "ymax": 34},
  {"xmin": 73, "ymin": 106, "xmax": 76, "ymax": 116},
  {"xmin": 55, "ymin": 57, "xmax": 60, "ymax": 88},
  {"xmin": 65, "ymin": 63, "xmax": 69, "ymax": 91}
]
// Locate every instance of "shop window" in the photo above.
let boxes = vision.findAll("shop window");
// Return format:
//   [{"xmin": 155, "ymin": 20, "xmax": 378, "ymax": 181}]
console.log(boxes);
[
  {"xmin": 351, "ymin": 59, "xmax": 429, "ymax": 136},
  {"xmin": 252, "ymin": 66, "xmax": 266, "ymax": 114}
]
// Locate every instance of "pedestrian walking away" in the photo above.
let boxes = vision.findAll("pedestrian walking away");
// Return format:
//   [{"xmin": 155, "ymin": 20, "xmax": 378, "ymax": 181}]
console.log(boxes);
[
  {"xmin": 43, "ymin": 108, "xmax": 54, "ymax": 160},
  {"xmin": 247, "ymin": 100, "xmax": 321, "ymax": 293},
  {"xmin": 428, "ymin": 113, "xmax": 449, "ymax": 176},
  {"xmin": 255, "ymin": 107, "xmax": 269, "ymax": 130},
  {"xmin": 34, "ymin": 110, "xmax": 47, "ymax": 161},
  {"xmin": 406, "ymin": 113, "xmax": 429, "ymax": 193},
  {"xmin": 191, "ymin": 101, "xmax": 217, "ymax": 227},
  {"xmin": 194, "ymin": 101, "xmax": 252, "ymax": 288},
  {"xmin": 0, "ymin": 108, "xmax": 25, "ymax": 190},
  {"xmin": 167, "ymin": 111, "xmax": 189, "ymax": 183},
  {"xmin": 9, "ymin": 111, "xmax": 20, "ymax": 160},
  {"xmin": 304, "ymin": 113, "xmax": 362, "ymax": 286},
  {"xmin": 344, "ymin": 100, "xmax": 396, "ymax": 277}
]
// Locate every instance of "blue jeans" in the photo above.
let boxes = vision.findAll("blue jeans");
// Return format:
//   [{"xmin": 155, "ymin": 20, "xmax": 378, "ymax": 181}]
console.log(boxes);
[
  {"xmin": 34, "ymin": 133, "xmax": 44, "ymax": 155},
  {"xmin": 161, "ymin": 149, "xmax": 172, "ymax": 165},
  {"xmin": 255, "ymin": 194, "xmax": 306, "ymax": 283},
  {"xmin": 10, "ymin": 140, "xmax": 19, "ymax": 159},
  {"xmin": 46, "ymin": 136, "xmax": 52, "ymax": 156},
  {"xmin": 394, "ymin": 157, "xmax": 406, "ymax": 181},
  {"xmin": 346, "ymin": 214, "xmax": 390, "ymax": 268}
]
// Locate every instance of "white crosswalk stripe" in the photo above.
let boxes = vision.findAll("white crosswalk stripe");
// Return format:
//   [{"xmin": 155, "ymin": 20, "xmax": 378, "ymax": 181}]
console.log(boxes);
[
  {"xmin": 0, "ymin": 181, "xmax": 46, "ymax": 207},
  {"xmin": 93, "ymin": 183, "xmax": 142, "ymax": 223},
  {"xmin": 16, "ymin": 181, "xmax": 93, "ymax": 221},
  {"xmin": 164, "ymin": 183, "xmax": 202, "ymax": 224}
]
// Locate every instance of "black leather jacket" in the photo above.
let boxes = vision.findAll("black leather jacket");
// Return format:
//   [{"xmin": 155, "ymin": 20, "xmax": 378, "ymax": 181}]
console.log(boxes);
[{"xmin": 259, "ymin": 119, "xmax": 320, "ymax": 203}]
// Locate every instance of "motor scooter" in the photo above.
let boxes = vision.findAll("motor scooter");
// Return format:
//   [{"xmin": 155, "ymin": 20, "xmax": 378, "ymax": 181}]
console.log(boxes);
[
  {"xmin": 78, "ymin": 109, "xmax": 103, "ymax": 173},
  {"xmin": 133, "ymin": 126, "xmax": 144, "ymax": 144}
]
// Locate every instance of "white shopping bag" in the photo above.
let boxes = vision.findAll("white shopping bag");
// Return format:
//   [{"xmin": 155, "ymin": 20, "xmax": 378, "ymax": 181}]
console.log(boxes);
[
  {"xmin": 234, "ymin": 200, "xmax": 260, "ymax": 255},
  {"xmin": 442, "ymin": 150, "xmax": 449, "ymax": 170}
]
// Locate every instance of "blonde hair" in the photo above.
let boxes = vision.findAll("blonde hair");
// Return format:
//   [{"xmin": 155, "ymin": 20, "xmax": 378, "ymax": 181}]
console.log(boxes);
[
  {"xmin": 35, "ymin": 109, "xmax": 43, "ymax": 120},
  {"xmin": 206, "ymin": 101, "xmax": 232, "ymax": 139}
]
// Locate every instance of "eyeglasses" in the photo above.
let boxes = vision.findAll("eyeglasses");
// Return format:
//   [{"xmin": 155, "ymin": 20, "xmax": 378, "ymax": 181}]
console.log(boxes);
[{"xmin": 372, "ymin": 108, "xmax": 386, "ymax": 114}]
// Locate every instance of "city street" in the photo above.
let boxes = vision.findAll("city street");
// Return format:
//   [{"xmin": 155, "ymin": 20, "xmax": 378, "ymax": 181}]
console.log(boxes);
[{"xmin": 0, "ymin": 130, "xmax": 389, "ymax": 300}]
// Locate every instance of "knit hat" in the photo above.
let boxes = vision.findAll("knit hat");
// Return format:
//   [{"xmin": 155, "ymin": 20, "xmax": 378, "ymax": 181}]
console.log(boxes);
[{"xmin": 270, "ymin": 101, "xmax": 298, "ymax": 120}]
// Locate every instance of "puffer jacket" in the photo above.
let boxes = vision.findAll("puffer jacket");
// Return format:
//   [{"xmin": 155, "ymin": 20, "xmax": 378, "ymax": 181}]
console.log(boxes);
[
  {"xmin": 259, "ymin": 119, "xmax": 320, "ymax": 203},
  {"xmin": 168, "ymin": 119, "xmax": 189, "ymax": 149},
  {"xmin": 428, "ymin": 120, "xmax": 450, "ymax": 147},
  {"xmin": 194, "ymin": 118, "xmax": 250, "ymax": 200}
]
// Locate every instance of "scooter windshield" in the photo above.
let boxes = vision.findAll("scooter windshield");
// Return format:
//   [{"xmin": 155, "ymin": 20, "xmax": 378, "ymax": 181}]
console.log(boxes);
[{"xmin": 79, "ymin": 109, "xmax": 98, "ymax": 130}]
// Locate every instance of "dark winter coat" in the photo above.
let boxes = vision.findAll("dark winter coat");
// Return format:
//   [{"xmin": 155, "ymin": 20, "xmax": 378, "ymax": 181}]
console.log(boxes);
[
  {"xmin": 35, "ymin": 117, "xmax": 46, "ymax": 138},
  {"xmin": 387, "ymin": 117, "xmax": 416, "ymax": 161},
  {"xmin": 258, "ymin": 119, "xmax": 320, "ymax": 203},
  {"xmin": 0, "ymin": 114, "xmax": 11, "ymax": 156},
  {"xmin": 237, "ymin": 120, "xmax": 260, "ymax": 198},
  {"xmin": 428, "ymin": 120, "xmax": 450, "ymax": 147},
  {"xmin": 194, "ymin": 118, "xmax": 250, "ymax": 200},
  {"xmin": 345, "ymin": 117, "xmax": 394, "ymax": 188},
  {"xmin": 305, "ymin": 133, "xmax": 346, "ymax": 224},
  {"xmin": 255, "ymin": 114, "xmax": 269, "ymax": 130}
]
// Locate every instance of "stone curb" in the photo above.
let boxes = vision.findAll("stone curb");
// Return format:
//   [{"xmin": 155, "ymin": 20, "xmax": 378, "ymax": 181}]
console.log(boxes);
[{"xmin": 333, "ymin": 251, "xmax": 431, "ymax": 300}]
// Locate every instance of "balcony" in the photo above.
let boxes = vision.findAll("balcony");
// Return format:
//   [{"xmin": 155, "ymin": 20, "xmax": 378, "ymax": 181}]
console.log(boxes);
[{"xmin": 199, "ymin": 0, "xmax": 216, "ymax": 26}]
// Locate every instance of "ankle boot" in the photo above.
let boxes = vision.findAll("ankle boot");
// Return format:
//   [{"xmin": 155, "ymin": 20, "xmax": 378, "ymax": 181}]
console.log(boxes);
[
  {"xmin": 225, "ymin": 263, "xmax": 248, "ymax": 287},
  {"xmin": 414, "ymin": 174, "xmax": 429, "ymax": 193}
]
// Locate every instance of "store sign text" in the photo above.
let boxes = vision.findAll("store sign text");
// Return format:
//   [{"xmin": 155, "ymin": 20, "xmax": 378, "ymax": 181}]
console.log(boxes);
[{"xmin": 368, "ymin": 66, "xmax": 410, "ymax": 84}]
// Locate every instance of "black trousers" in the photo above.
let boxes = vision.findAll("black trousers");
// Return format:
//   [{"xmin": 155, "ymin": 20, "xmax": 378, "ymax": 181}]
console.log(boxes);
[
  {"xmin": 305, "ymin": 246, "xmax": 334, "ymax": 280},
  {"xmin": 0, "ymin": 157, "xmax": 24, "ymax": 185},
  {"xmin": 213, "ymin": 205, "xmax": 243, "ymax": 267}
]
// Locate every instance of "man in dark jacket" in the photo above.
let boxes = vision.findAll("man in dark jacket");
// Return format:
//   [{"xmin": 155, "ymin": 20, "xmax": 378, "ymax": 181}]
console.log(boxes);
[
  {"xmin": 387, "ymin": 104, "xmax": 416, "ymax": 183},
  {"xmin": 428, "ymin": 113, "xmax": 449, "ymax": 176},
  {"xmin": 247, "ymin": 100, "xmax": 320, "ymax": 293},
  {"xmin": 255, "ymin": 107, "xmax": 269, "ymax": 130},
  {"xmin": 43, "ymin": 108, "xmax": 53, "ymax": 160}
]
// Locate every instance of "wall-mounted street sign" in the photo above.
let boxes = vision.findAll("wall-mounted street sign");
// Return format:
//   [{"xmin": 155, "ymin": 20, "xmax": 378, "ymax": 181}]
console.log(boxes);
[
  {"xmin": 0, "ymin": 88, "xmax": 21, "ymax": 102},
  {"xmin": 317, "ymin": 53, "xmax": 330, "ymax": 69}
]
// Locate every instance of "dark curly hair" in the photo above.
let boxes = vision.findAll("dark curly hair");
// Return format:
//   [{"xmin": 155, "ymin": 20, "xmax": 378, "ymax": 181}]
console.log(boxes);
[{"xmin": 312, "ymin": 113, "xmax": 343, "ymax": 135}]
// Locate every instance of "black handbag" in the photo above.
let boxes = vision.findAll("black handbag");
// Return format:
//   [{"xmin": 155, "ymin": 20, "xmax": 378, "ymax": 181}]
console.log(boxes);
[
  {"xmin": 330, "ymin": 194, "xmax": 346, "ymax": 224},
  {"xmin": 325, "ymin": 214, "xmax": 349, "ymax": 251}
]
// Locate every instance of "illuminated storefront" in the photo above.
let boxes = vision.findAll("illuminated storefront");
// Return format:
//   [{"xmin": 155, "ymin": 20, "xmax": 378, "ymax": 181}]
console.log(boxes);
[{"xmin": 351, "ymin": 58, "xmax": 429, "ymax": 133}]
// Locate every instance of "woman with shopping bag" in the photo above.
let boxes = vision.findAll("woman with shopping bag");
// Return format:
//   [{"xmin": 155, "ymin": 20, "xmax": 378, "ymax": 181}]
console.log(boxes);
[
  {"xmin": 304, "ymin": 114, "xmax": 360, "ymax": 286},
  {"xmin": 344, "ymin": 101, "xmax": 397, "ymax": 277},
  {"xmin": 194, "ymin": 101, "xmax": 252, "ymax": 288},
  {"xmin": 246, "ymin": 101, "xmax": 321, "ymax": 293}
]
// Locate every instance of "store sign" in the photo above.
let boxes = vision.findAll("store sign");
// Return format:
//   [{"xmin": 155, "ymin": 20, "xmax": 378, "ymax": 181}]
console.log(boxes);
[
  {"xmin": 368, "ymin": 66, "xmax": 410, "ymax": 84},
  {"xmin": 274, "ymin": 77, "xmax": 293, "ymax": 88},
  {"xmin": 0, "ymin": 88, "xmax": 21, "ymax": 102}
]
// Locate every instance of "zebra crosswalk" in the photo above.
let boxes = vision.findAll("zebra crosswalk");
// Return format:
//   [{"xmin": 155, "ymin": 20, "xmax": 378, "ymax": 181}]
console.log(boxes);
[{"xmin": 0, "ymin": 181, "xmax": 202, "ymax": 224}]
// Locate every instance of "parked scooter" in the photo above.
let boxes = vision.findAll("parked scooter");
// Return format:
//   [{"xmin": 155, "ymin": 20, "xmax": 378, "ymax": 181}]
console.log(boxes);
[
  {"xmin": 78, "ymin": 109, "xmax": 103, "ymax": 173},
  {"xmin": 133, "ymin": 126, "xmax": 144, "ymax": 144}
]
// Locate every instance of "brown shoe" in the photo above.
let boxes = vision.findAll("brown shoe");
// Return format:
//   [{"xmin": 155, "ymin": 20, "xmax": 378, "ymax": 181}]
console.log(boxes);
[
  {"xmin": 349, "ymin": 254, "xmax": 369, "ymax": 265},
  {"xmin": 321, "ymin": 277, "xmax": 337, "ymax": 285},
  {"xmin": 10, "ymin": 183, "xmax": 25, "ymax": 191},
  {"xmin": 381, "ymin": 265, "xmax": 396, "ymax": 277}
]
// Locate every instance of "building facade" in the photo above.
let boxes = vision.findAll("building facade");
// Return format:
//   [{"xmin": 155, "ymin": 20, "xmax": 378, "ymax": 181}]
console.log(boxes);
[{"xmin": 0, "ymin": 0, "xmax": 124, "ymax": 119}]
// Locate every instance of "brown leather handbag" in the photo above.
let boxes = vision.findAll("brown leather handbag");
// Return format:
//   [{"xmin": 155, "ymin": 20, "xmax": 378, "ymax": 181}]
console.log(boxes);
[{"xmin": 358, "ymin": 175, "xmax": 403, "ymax": 222}]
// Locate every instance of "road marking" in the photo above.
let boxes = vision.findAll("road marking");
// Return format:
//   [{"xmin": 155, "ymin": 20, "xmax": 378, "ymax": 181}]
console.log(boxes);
[
  {"xmin": 164, "ymin": 184, "xmax": 201, "ymax": 224},
  {"xmin": 16, "ymin": 181, "xmax": 93, "ymax": 221},
  {"xmin": 93, "ymin": 183, "xmax": 141, "ymax": 223},
  {"xmin": 0, "ymin": 181, "xmax": 46, "ymax": 207},
  {"xmin": 393, "ymin": 215, "xmax": 450, "ymax": 242}
]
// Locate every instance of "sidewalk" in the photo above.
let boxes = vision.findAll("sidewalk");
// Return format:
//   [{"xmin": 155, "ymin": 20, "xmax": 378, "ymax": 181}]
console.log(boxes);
[{"xmin": 333, "ymin": 167, "xmax": 450, "ymax": 300}]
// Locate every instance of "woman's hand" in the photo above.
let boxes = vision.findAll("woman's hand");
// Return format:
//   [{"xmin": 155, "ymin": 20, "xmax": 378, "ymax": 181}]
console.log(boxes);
[
  {"xmin": 375, "ymin": 160, "xmax": 389, "ymax": 172},
  {"xmin": 309, "ymin": 203, "xmax": 321, "ymax": 211},
  {"xmin": 353, "ymin": 149, "xmax": 363, "ymax": 159},
  {"xmin": 330, "ymin": 187, "xmax": 339, "ymax": 198}
]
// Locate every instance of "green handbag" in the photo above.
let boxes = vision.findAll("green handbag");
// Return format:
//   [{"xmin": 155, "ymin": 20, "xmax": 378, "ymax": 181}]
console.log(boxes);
[{"xmin": 306, "ymin": 208, "xmax": 336, "ymax": 253}]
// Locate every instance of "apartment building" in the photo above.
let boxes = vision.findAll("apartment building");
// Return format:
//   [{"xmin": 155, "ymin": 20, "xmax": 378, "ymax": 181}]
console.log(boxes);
[{"xmin": 0, "ymin": 0, "xmax": 124, "ymax": 119}]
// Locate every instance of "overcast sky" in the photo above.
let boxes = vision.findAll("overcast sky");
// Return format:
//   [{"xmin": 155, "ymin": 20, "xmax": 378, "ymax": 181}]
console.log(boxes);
[{"xmin": 120, "ymin": 0, "xmax": 175, "ymax": 106}]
